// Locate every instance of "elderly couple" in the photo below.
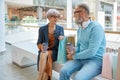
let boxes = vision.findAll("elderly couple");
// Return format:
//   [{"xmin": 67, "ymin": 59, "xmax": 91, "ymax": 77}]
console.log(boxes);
[{"xmin": 37, "ymin": 3, "xmax": 106, "ymax": 80}]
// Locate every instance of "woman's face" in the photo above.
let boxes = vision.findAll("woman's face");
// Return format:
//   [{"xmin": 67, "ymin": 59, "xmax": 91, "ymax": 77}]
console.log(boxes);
[{"xmin": 48, "ymin": 15, "xmax": 59, "ymax": 24}]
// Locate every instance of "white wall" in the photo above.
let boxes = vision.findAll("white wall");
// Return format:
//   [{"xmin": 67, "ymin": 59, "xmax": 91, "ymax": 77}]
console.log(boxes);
[
  {"xmin": 97, "ymin": 11, "xmax": 105, "ymax": 30},
  {"xmin": 0, "ymin": 0, "xmax": 6, "ymax": 52}
]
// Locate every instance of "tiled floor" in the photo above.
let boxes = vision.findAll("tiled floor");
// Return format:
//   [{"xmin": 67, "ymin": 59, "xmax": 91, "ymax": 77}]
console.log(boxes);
[{"xmin": 0, "ymin": 44, "xmax": 59, "ymax": 80}]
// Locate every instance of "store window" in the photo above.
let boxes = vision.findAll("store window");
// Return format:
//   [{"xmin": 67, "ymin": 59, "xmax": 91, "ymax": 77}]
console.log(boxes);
[
  {"xmin": 117, "ymin": 6, "xmax": 120, "ymax": 31},
  {"xmin": 101, "ymin": 2, "xmax": 113, "ymax": 31},
  {"xmin": 36, "ymin": 0, "xmax": 67, "ymax": 27}
]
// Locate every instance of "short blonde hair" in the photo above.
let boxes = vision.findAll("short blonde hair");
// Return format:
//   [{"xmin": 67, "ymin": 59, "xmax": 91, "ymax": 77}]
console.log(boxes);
[{"xmin": 46, "ymin": 9, "xmax": 60, "ymax": 18}]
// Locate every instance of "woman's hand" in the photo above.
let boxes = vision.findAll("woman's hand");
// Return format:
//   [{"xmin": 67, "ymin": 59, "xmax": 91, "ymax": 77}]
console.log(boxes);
[
  {"xmin": 39, "ymin": 45, "xmax": 45, "ymax": 53},
  {"xmin": 38, "ymin": 43, "xmax": 48, "ymax": 53},
  {"xmin": 58, "ymin": 35, "xmax": 64, "ymax": 40}
]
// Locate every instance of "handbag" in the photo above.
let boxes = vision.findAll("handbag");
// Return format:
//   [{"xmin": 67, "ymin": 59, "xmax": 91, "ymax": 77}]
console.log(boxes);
[{"xmin": 57, "ymin": 37, "xmax": 67, "ymax": 64}]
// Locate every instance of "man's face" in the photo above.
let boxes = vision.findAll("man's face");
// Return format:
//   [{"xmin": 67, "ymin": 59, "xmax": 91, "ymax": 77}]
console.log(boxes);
[{"xmin": 73, "ymin": 7, "xmax": 85, "ymax": 25}]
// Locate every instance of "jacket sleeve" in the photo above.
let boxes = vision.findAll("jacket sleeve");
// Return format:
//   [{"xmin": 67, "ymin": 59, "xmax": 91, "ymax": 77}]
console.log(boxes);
[
  {"xmin": 60, "ymin": 27, "xmax": 64, "ymax": 36},
  {"xmin": 54, "ymin": 26, "xmax": 64, "ymax": 38},
  {"xmin": 37, "ymin": 28, "xmax": 43, "ymax": 45}
]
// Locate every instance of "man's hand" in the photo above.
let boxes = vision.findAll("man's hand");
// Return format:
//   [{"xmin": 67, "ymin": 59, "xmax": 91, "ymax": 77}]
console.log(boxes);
[
  {"xmin": 67, "ymin": 53, "xmax": 73, "ymax": 60},
  {"xmin": 66, "ymin": 47, "xmax": 75, "ymax": 54},
  {"xmin": 66, "ymin": 47, "xmax": 75, "ymax": 60}
]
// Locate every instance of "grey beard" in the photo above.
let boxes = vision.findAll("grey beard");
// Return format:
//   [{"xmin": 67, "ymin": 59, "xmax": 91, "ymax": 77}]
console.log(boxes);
[{"xmin": 75, "ymin": 18, "xmax": 82, "ymax": 25}]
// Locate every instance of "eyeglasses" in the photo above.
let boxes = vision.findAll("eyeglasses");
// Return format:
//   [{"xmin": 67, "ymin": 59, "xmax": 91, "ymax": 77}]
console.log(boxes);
[
  {"xmin": 51, "ymin": 15, "xmax": 59, "ymax": 18},
  {"xmin": 74, "ymin": 11, "xmax": 82, "ymax": 14}
]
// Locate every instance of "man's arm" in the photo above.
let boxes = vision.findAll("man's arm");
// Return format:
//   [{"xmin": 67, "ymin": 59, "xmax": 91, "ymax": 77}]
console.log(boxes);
[{"xmin": 73, "ymin": 25, "xmax": 105, "ymax": 59}]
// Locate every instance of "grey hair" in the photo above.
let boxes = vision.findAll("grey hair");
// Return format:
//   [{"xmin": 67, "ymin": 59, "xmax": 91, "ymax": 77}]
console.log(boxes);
[
  {"xmin": 46, "ymin": 9, "xmax": 60, "ymax": 18},
  {"xmin": 76, "ymin": 3, "xmax": 90, "ymax": 15}
]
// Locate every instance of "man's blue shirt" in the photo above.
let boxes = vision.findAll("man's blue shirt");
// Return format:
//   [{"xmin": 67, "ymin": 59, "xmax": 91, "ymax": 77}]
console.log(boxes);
[{"xmin": 74, "ymin": 21, "xmax": 106, "ymax": 60}]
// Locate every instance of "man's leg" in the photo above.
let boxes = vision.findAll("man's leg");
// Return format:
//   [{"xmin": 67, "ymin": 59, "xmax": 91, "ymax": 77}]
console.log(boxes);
[
  {"xmin": 74, "ymin": 59, "xmax": 102, "ymax": 80},
  {"xmin": 60, "ymin": 60, "xmax": 82, "ymax": 80}
]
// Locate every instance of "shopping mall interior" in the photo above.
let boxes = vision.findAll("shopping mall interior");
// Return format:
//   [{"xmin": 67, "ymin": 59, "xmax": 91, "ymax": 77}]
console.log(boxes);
[{"xmin": 0, "ymin": 0, "xmax": 120, "ymax": 80}]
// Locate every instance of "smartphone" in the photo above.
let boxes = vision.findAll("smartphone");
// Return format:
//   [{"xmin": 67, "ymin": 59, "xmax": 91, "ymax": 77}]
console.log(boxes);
[{"xmin": 66, "ymin": 42, "xmax": 73, "ymax": 52}]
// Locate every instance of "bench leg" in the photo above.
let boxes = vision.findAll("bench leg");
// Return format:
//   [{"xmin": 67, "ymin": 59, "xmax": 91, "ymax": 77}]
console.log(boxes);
[{"xmin": 12, "ymin": 47, "xmax": 36, "ymax": 68}]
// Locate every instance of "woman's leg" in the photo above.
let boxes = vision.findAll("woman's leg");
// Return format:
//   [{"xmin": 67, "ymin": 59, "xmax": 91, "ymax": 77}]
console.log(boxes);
[
  {"xmin": 38, "ymin": 52, "xmax": 48, "ymax": 80},
  {"xmin": 37, "ymin": 52, "xmax": 40, "ymax": 71},
  {"xmin": 59, "ymin": 60, "xmax": 82, "ymax": 80},
  {"xmin": 44, "ymin": 50, "xmax": 53, "ymax": 80}
]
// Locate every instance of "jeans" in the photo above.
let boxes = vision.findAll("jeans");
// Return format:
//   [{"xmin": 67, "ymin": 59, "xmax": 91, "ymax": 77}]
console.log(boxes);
[{"xmin": 60, "ymin": 58, "xmax": 102, "ymax": 80}]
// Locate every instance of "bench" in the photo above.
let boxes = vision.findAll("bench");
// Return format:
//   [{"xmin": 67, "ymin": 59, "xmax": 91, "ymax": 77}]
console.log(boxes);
[
  {"xmin": 9, "ymin": 30, "xmax": 120, "ymax": 80},
  {"xmin": 11, "ymin": 40, "xmax": 38, "ymax": 67},
  {"xmin": 10, "ymin": 30, "xmax": 76, "ymax": 67},
  {"xmin": 11, "ymin": 40, "xmax": 109, "ymax": 80},
  {"xmin": 6, "ymin": 30, "xmax": 38, "ymax": 44}
]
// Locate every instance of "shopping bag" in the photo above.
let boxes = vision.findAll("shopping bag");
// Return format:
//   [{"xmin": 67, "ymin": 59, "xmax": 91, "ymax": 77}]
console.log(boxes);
[
  {"xmin": 112, "ymin": 53, "xmax": 118, "ymax": 80},
  {"xmin": 67, "ymin": 35, "xmax": 75, "ymax": 46},
  {"xmin": 101, "ymin": 53, "xmax": 112, "ymax": 80},
  {"xmin": 116, "ymin": 48, "xmax": 120, "ymax": 80},
  {"xmin": 102, "ymin": 51, "xmax": 119, "ymax": 80},
  {"xmin": 57, "ymin": 37, "xmax": 67, "ymax": 64}
]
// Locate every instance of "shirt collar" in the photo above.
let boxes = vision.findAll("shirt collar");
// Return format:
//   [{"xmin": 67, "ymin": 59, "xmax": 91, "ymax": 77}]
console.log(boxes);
[{"xmin": 83, "ymin": 20, "xmax": 91, "ymax": 28}]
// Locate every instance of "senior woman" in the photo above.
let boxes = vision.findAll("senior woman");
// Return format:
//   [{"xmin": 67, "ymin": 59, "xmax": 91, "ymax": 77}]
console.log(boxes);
[{"xmin": 37, "ymin": 9, "xmax": 64, "ymax": 80}]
